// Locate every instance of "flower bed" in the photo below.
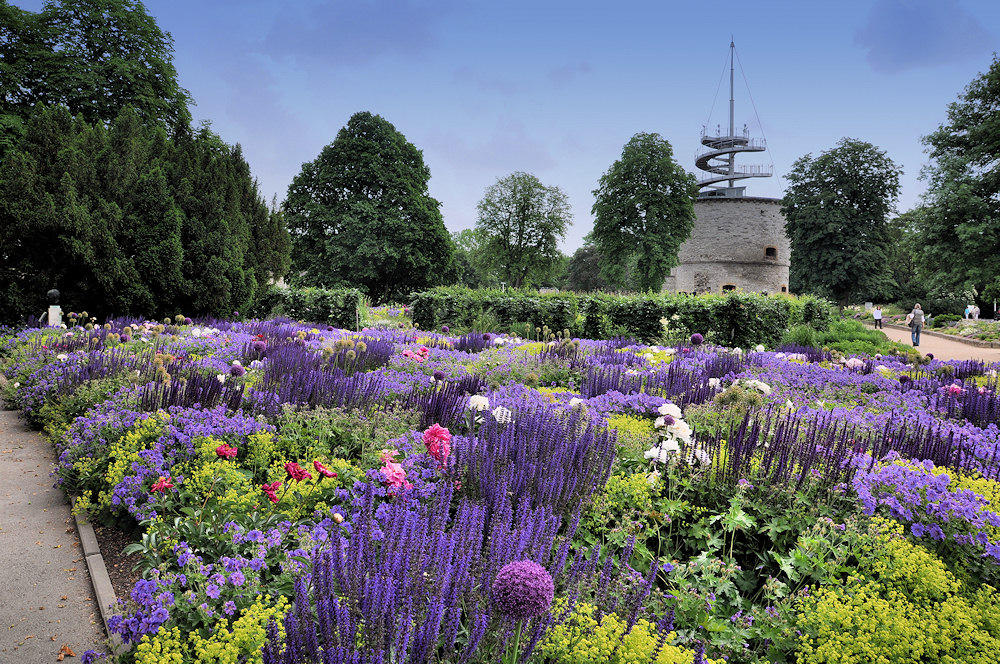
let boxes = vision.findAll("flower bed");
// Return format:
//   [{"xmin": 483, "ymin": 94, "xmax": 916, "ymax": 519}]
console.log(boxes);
[{"xmin": 3, "ymin": 317, "xmax": 1000, "ymax": 663}]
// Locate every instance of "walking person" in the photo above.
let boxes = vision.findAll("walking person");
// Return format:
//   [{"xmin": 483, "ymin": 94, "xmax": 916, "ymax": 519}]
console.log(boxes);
[
  {"xmin": 909, "ymin": 303, "xmax": 925, "ymax": 347},
  {"xmin": 872, "ymin": 305, "xmax": 883, "ymax": 329}
]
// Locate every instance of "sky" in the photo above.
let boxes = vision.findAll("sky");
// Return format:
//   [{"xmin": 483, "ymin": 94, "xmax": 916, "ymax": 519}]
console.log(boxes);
[{"xmin": 13, "ymin": 0, "xmax": 1000, "ymax": 253}]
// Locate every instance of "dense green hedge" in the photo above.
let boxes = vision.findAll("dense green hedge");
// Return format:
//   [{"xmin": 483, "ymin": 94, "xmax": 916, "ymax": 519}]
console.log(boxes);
[
  {"xmin": 411, "ymin": 286, "xmax": 833, "ymax": 346},
  {"xmin": 249, "ymin": 285, "xmax": 363, "ymax": 329}
]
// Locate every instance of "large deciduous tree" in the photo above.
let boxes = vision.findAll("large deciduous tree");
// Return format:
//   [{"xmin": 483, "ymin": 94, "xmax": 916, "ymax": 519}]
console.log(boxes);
[
  {"xmin": 591, "ymin": 132, "xmax": 697, "ymax": 292},
  {"xmin": 474, "ymin": 171, "xmax": 570, "ymax": 289},
  {"xmin": 284, "ymin": 111, "xmax": 455, "ymax": 303},
  {"xmin": 0, "ymin": 0, "xmax": 191, "ymax": 149},
  {"xmin": 565, "ymin": 241, "xmax": 608, "ymax": 292},
  {"xmin": 781, "ymin": 138, "xmax": 901, "ymax": 307},
  {"xmin": 914, "ymin": 55, "xmax": 1000, "ymax": 304}
]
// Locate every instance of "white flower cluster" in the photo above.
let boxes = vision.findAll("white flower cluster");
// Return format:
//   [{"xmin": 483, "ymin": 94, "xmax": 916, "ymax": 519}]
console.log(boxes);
[
  {"xmin": 643, "ymin": 402, "xmax": 709, "ymax": 467},
  {"xmin": 844, "ymin": 357, "xmax": 865, "ymax": 370}
]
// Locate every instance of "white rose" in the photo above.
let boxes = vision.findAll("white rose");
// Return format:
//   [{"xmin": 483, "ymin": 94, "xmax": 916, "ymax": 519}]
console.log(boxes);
[
  {"xmin": 468, "ymin": 395, "xmax": 490, "ymax": 411},
  {"xmin": 56, "ymin": 353, "xmax": 68, "ymax": 361},
  {"xmin": 755, "ymin": 344, "xmax": 765, "ymax": 353},
  {"xmin": 732, "ymin": 347, "xmax": 743, "ymax": 355},
  {"xmin": 568, "ymin": 397, "xmax": 585, "ymax": 407},
  {"xmin": 643, "ymin": 439, "xmax": 680, "ymax": 463},
  {"xmin": 216, "ymin": 374, "xmax": 227, "ymax": 383},
  {"xmin": 648, "ymin": 346, "xmax": 659, "ymax": 353},
  {"xmin": 708, "ymin": 378, "xmax": 721, "ymax": 388},
  {"xmin": 191, "ymin": 327, "xmax": 203, "ymax": 338},
  {"xmin": 492, "ymin": 406, "xmax": 513, "ymax": 424}
]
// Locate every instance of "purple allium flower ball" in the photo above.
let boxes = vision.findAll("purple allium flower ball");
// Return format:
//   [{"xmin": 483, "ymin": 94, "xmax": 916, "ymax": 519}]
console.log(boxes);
[
  {"xmin": 899, "ymin": 375, "xmax": 911, "ymax": 384},
  {"xmin": 119, "ymin": 333, "xmax": 130, "ymax": 343},
  {"xmin": 926, "ymin": 353, "xmax": 934, "ymax": 360},
  {"xmin": 483, "ymin": 333, "xmax": 491, "ymax": 341},
  {"xmin": 442, "ymin": 325, "xmax": 450, "ymax": 333},
  {"xmin": 327, "ymin": 326, "xmax": 335, "ymax": 331},
  {"xmin": 183, "ymin": 317, "xmax": 192, "ymax": 325},
  {"xmin": 230, "ymin": 363, "xmax": 246, "ymax": 377},
  {"xmin": 690, "ymin": 333, "xmax": 704, "ymax": 346},
  {"xmin": 433, "ymin": 370, "xmax": 446, "ymax": 382},
  {"xmin": 251, "ymin": 340, "xmax": 267, "ymax": 354},
  {"xmin": 491, "ymin": 560, "xmax": 554, "ymax": 620}
]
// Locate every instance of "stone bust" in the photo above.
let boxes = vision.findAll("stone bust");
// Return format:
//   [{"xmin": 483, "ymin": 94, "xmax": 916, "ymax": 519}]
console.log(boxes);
[{"xmin": 47, "ymin": 288, "xmax": 60, "ymax": 305}]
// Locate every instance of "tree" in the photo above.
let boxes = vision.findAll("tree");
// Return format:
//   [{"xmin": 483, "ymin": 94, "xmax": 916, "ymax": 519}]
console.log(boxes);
[
  {"xmin": 284, "ymin": 112, "xmax": 454, "ymax": 303},
  {"xmin": 0, "ymin": 105, "xmax": 289, "ymax": 322},
  {"xmin": 914, "ymin": 55, "xmax": 1000, "ymax": 304},
  {"xmin": 565, "ymin": 241, "xmax": 608, "ymax": 292},
  {"xmin": 591, "ymin": 132, "xmax": 697, "ymax": 292},
  {"xmin": 781, "ymin": 138, "xmax": 901, "ymax": 307},
  {"xmin": 0, "ymin": 0, "xmax": 191, "ymax": 135},
  {"xmin": 474, "ymin": 171, "xmax": 570, "ymax": 289}
]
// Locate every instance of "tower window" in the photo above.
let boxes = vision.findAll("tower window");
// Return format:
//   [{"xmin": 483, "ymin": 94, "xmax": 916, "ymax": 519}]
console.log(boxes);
[
  {"xmin": 764, "ymin": 247, "xmax": 777, "ymax": 259},
  {"xmin": 722, "ymin": 284, "xmax": 737, "ymax": 292},
  {"xmin": 781, "ymin": 285, "xmax": 787, "ymax": 293}
]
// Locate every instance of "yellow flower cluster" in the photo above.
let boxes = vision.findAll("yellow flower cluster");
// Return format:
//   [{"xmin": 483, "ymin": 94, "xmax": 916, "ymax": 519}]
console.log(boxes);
[
  {"xmin": 134, "ymin": 596, "xmax": 288, "ymax": 664},
  {"xmin": 795, "ymin": 519, "xmax": 1000, "ymax": 663},
  {"xmin": 606, "ymin": 413, "xmax": 657, "ymax": 456},
  {"xmin": 538, "ymin": 602, "xmax": 722, "ymax": 664}
]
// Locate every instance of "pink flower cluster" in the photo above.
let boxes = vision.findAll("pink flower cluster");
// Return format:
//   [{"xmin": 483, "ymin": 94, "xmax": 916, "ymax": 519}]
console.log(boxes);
[
  {"xmin": 285, "ymin": 462, "xmax": 313, "ymax": 482},
  {"xmin": 215, "ymin": 443, "xmax": 238, "ymax": 459},
  {"xmin": 423, "ymin": 423, "xmax": 451, "ymax": 466},
  {"xmin": 401, "ymin": 346, "xmax": 430, "ymax": 363},
  {"xmin": 378, "ymin": 449, "xmax": 412, "ymax": 491}
]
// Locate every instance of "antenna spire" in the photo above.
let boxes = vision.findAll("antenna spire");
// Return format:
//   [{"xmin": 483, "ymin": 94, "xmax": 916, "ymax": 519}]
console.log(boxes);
[{"xmin": 695, "ymin": 41, "xmax": 772, "ymax": 198}]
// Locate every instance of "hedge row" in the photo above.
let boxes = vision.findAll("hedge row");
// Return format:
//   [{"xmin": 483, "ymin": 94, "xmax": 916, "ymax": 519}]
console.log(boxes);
[
  {"xmin": 410, "ymin": 286, "xmax": 833, "ymax": 347},
  {"xmin": 248, "ymin": 285, "xmax": 363, "ymax": 329}
]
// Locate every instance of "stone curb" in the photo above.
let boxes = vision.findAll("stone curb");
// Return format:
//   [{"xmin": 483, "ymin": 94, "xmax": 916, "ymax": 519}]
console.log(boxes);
[
  {"xmin": 877, "ymin": 322, "xmax": 1000, "ymax": 348},
  {"xmin": 75, "ymin": 513, "xmax": 129, "ymax": 657}
]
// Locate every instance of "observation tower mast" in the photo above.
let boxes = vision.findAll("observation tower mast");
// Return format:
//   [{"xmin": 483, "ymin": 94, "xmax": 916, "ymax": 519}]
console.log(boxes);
[{"xmin": 695, "ymin": 41, "xmax": 772, "ymax": 198}]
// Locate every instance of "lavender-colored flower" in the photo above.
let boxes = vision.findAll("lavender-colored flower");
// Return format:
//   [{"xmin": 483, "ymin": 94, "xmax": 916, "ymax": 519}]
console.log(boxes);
[
  {"xmin": 491, "ymin": 560, "xmax": 554, "ymax": 620},
  {"xmin": 230, "ymin": 363, "xmax": 246, "ymax": 377},
  {"xmin": 441, "ymin": 325, "xmax": 450, "ymax": 333},
  {"xmin": 690, "ymin": 333, "xmax": 704, "ymax": 346}
]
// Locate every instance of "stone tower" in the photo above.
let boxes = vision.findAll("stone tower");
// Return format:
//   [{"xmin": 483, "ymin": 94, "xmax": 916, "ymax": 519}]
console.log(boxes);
[{"xmin": 663, "ymin": 41, "xmax": 790, "ymax": 295}]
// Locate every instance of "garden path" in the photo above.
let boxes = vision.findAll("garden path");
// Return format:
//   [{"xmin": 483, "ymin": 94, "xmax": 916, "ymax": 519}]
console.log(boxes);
[
  {"xmin": 874, "ymin": 324, "xmax": 1000, "ymax": 363},
  {"xmin": 0, "ymin": 405, "xmax": 107, "ymax": 661}
]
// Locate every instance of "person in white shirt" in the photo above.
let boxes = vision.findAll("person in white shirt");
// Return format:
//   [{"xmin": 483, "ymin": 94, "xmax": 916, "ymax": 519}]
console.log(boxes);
[{"xmin": 872, "ymin": 305, "xmax": 883, "ymax": 329}]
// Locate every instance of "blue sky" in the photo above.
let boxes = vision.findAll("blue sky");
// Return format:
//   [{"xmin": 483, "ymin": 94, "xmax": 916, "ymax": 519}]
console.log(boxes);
[{"xmin": 14, "ymin": 0, "xmax": 1000, "ymax": 253}]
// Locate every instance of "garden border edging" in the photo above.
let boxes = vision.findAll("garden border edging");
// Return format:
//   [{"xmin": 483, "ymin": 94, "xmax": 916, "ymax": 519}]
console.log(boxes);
[{"xmin": 75, "ymin": 513, "xmax": 128, "ymax": 656}]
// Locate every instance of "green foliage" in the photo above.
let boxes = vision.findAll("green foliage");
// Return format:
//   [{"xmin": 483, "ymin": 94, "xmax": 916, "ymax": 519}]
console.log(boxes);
[
  {"xmin": 591, "ymin": 132, "xmax": 698, "ymax": 292},
  {"xmin": 284, "ymin": 111, "xmax": 455, "ymax": 303},
  {"xmin": 794, "ymin": 519, "xmax": 1000, "ymax": 663},
  {"xmin": 0, "ymin": 106, "xmax": 289, "ymax": 323},
  {"xmin": 537, "ymin": 602, "xmax": 723, "ymax": 664},
  {"xmin": 0, "ymin": 0, "xmax": 191, "ymax": 145},
  {"xmin": 475, "ymin": 171, "xmax": 571, "ymax": 289},
  {"xmin": 565, "ymin": 242, "xmax": 609, "ymax": 292},
  {"xmin": 249, "ymin": 285, "xmax": 363, "ymax": 329},
  {"xmin": 780, "ymin": 324, "xmax": 818, "ymax": 348},
  {"xmin": 274, "ymin": 405, "xmax": 421, "ymax": 463},
  {"xmin": 782, "ymin": 138, "xmax": 902, "ymax": 306},
  {"xmin": 410, "ymin": 286, "xmax": 580, "ymax": 335},
  {"xmin": 917, "ymin": 54, "xmax": 1000, "ymax": 299},
  {"xmin": 931, "ymin": 313, "xmax": 962, "ymax": 328},
  {"xmin": 817, "ymin": 319, "xmax": 909, "ymax": 356}
]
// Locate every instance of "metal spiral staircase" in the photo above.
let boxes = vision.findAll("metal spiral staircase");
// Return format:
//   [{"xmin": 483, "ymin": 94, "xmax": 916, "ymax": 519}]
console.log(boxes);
[{"xmin": 696, "ymin": 41, "xmax": 772, "ymax": 198}]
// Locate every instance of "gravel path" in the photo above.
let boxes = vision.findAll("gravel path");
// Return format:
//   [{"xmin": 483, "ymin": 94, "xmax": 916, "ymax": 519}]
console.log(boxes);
[
  {"xmin": 874, "ymin": 324, "xmax": 1000, "ymax": 363},
  {"xmin": 0, "ymin": 407, "xmax": 107, "ymax": 662}
]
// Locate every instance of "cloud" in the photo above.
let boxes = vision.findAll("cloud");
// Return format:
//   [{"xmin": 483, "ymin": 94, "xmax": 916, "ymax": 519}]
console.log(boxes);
[
  {"xmin": 854, "ymin": 0, "xmax": 993, "ymax": 73},
  {"xmin": 547, "ymin": 62, "xmax": 591, "ymax": 87},
  {"xmin": 264, "ymin": 0, "xmax": 460, "ymax": 67},
  {"xmin": 424, "ymin": 117, "xmax": 557, "ymax": 174}
]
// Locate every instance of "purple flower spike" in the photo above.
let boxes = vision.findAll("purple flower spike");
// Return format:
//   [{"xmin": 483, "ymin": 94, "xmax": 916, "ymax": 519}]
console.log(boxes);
[
  {"xmin": 492, "ymin": 560, "xmax": 554, "ymax": 620},
  {"xmin": 690, "ymin": 333, "xmax": 704, "ymax": 346}
]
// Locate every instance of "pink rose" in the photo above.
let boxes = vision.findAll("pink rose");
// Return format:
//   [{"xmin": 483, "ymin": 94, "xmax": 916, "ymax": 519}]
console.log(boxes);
[{"xmin": 422, "ymin": 423, "xmax": 451, "ymax": 466}]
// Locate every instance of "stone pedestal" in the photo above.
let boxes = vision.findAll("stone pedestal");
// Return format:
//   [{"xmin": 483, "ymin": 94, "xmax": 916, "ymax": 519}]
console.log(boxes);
[{"xmin": 47, "ymin": 305, "xmax": 62, "ymax": 327}]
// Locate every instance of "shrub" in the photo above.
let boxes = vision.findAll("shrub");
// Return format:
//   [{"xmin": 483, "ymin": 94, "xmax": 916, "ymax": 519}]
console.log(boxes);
[{"xmin": 249, "ymin": 285, "xmax": 362, "ymax": 329}]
